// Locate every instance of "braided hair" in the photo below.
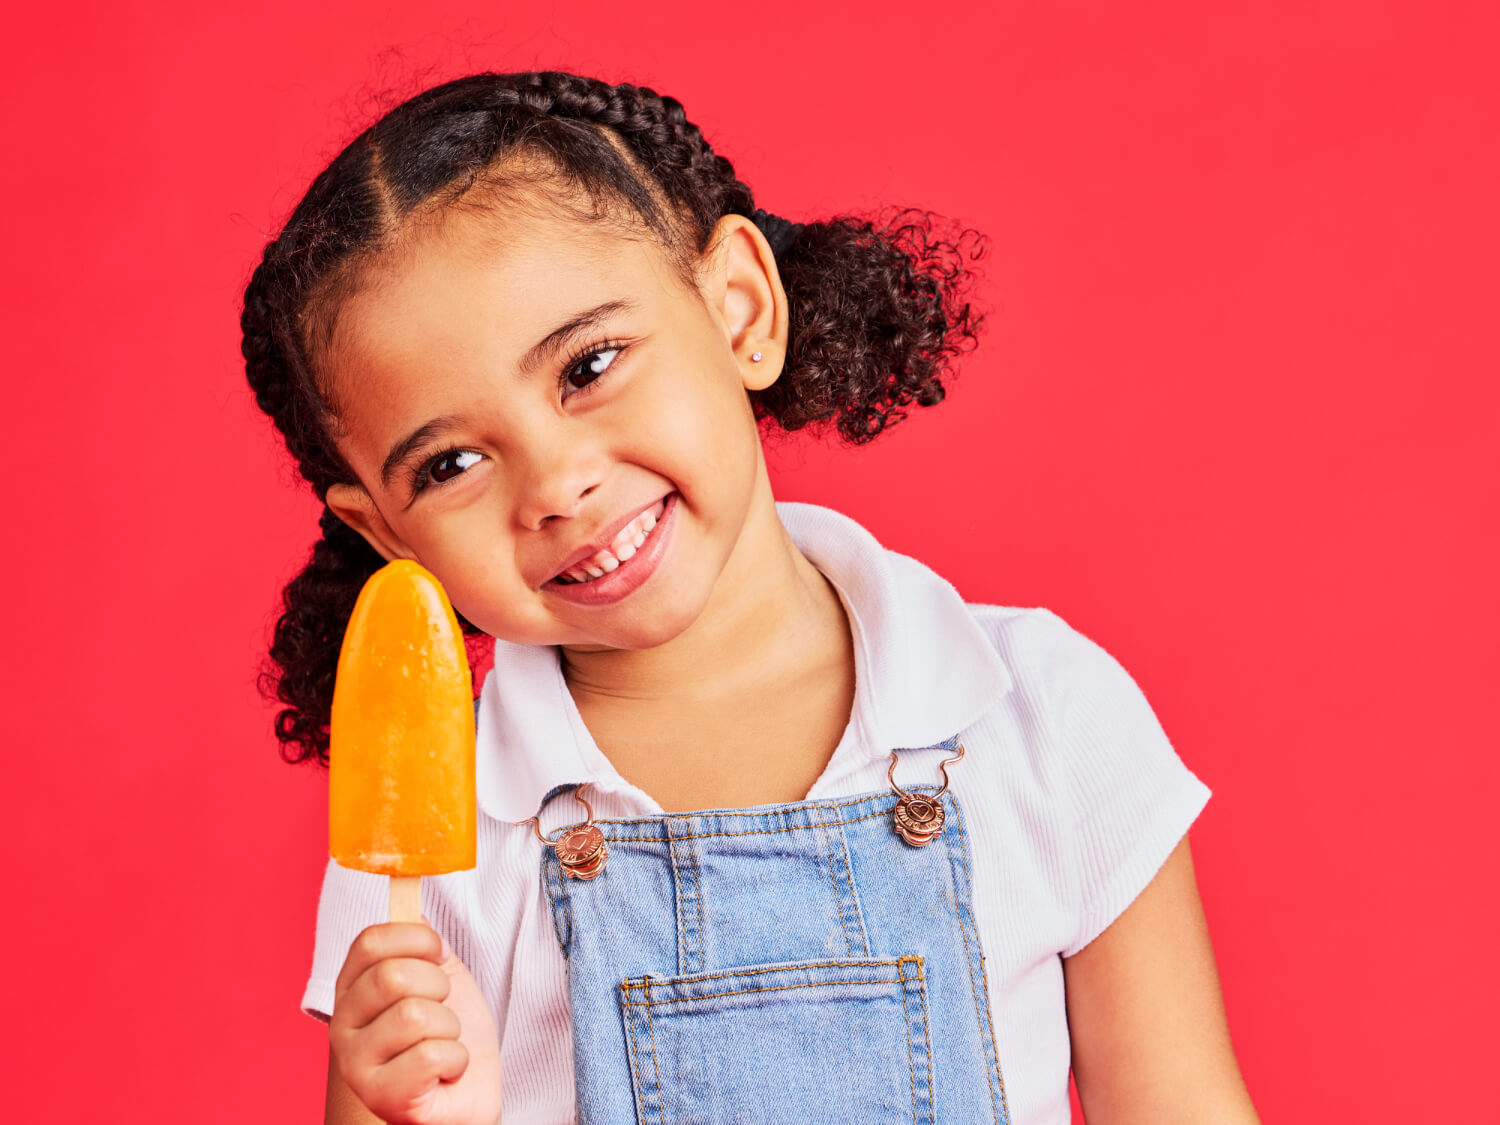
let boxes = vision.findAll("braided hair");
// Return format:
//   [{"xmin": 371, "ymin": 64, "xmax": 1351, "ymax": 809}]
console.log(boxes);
[{"xmin": 242, "ymin": 70, "xmax": 986, "ymax": 766}]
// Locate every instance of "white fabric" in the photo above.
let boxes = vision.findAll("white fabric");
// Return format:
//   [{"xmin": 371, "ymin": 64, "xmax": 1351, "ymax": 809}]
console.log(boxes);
[{"xmin": 303, "ymin": 501, "xmax": 1211, "ymax": 1124}]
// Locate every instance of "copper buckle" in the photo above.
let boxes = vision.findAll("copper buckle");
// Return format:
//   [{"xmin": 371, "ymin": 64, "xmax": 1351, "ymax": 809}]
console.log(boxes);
[
  {"xmin": 517, "ymin": 783, "xmax": 609, "ymax": 880},
  {"xmin": 887, "ymin": 743, "xmax": 965, "ymax": 846}
]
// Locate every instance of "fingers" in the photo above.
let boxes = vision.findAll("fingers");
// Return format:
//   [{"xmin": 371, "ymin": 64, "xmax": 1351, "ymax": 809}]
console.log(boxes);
[
  {"xmin": 358, "ymin": 994, "xmax": 463, "ymax": 1065},
  {"xmin": 334, "ymin": 922, "xmax": 446, "ymax": 1000},
  {"xmin": 336, "ymin": 951, "xmax": 453, "ymax": 1032},
  {"xmin": 376, "ymin": 1035, "xmax": 471, "ymax": 1099}
]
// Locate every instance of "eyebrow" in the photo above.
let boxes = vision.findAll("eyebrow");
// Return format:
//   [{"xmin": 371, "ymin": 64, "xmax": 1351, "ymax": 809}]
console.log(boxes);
[
  {"xmin": 380, "ymin": 416, "xmax": 465, "ymax": 489},
  {"xmin": 519, "ymin": 298, "xmax": 639, "ymax": 375}
]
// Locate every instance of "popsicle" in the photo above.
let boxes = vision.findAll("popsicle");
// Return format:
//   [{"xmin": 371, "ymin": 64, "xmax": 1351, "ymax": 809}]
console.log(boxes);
[{"xmin": 329, "ymin": 559, "xmax": 476, "ymax": 922}]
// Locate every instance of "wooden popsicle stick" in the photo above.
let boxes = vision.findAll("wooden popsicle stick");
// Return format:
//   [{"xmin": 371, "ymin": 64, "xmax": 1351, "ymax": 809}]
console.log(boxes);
[{"xmin": 390, "ymin": 875, "xmax": 422, "ymax": 922}]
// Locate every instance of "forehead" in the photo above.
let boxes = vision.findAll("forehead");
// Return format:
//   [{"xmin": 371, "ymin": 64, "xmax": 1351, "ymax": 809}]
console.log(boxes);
[{"xmin": 325, "ymin": 203, "xmax": 687, "ymax": 415}]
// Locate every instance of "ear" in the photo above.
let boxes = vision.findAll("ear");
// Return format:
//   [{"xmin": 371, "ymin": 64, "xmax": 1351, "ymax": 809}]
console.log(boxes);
[
  {"xmin": 325, "ymin": 483, "xmax": 416, "ymax": 563},
  {"xmin": 702, "ymin": 214, "xmax": 790, "ymax": 391}
]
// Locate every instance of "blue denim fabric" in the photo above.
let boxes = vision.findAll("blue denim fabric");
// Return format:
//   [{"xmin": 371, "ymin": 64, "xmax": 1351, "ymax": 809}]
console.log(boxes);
[{"xmin": 540, "ymin": 740, "xmax": 1012, "ymax": 1124}]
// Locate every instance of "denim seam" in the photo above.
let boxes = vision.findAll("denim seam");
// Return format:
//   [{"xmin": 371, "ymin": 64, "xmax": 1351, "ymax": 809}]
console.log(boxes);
[
  {"xmin": 899, "ymin": 964, "xmax": 919, "ymax": 1125},
  {"xmin": 834, "ymin": 821, "xmax": 872, "ymax": 955},
  {"xmin": 976, "ymin": 951, "xmax": 1008, "ymax": 1121},
  {"xmin": 666, "ymin": 821, "xmax": 696, "ymax": 975},
  {"xmin": 686, "ymin": 833, "xmax": 707, "ymax": 970},
  {"xmin": 585, "ymin": 800, "xmax": 933, "ymax": 844},
  {"xmin": 906, "ymin": 960, "xmax": 930, "ymax": 1125},
  {"xmin": 645, "ymin": 978, "xmax": 665, "ymax": 1125},
  {"xmin": 623, "ymin": 989, "xmax": 649, "ymax": 1125},
  {"xmin": 560, "ymin": 787, "xmax": 942, "ymax": 831},
  {"xmin": 817, "ymin": 807, "xmax": 853, "ymax": 954},
  {"xmin": 542, "ymin": 852, "xmax": 569, "ymax": 958},
  {"xmin": 670, "ymin": 837, "xmax": 687, "ymax": 975},
  {"xmin": 622, "ymin": 958, "xmax": 909, "ymax": 987},
  {"xmin": 620, "ymin": 977, "xmax": 902, "ymax": 1007},
  {"xmin": 945, "ymin": 794, "xmax": 1005, "ymax": 1124}
]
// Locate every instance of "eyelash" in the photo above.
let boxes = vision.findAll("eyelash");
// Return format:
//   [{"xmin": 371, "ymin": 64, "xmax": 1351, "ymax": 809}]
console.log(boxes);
[
  {"xmin": 406, "ymin": 338, "xmax": 629, "ymax": 496},
  {"xmin": 557, "ymin": 337, "xmax": 629, "ymax": 401}
]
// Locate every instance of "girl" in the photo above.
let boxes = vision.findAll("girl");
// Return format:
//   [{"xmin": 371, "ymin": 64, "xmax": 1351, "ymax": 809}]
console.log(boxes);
[{"xmin": 242, "ymin": 71, "xmax": 1259, "ymax": 1125}]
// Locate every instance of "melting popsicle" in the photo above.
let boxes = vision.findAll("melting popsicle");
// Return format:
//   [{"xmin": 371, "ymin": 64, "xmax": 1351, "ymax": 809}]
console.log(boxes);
[{"xmin": 329, "ymin": 559, "xmax": 476, "ymax": 922}]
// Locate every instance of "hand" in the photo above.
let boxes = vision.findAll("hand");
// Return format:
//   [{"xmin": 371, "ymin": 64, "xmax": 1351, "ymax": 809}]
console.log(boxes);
[{"xmin": 328, "ymin": 918, "xmax": 503, "ymax": 1125}]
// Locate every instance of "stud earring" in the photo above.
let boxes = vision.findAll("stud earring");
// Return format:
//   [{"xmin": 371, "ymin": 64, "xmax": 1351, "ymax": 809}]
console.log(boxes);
[{"xmin": 750, "ymin": 351, "xmax": 764, "ymax": 362}]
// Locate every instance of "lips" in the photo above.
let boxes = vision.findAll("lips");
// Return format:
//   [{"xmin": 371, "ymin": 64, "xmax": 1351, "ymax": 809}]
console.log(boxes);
[
  {"xmin": 551, "ymin": 497, "xmax": 666, "ymax": 583},
  {"xmin": 542, "ymin": 492, "xmax": 680, "ymax": 606},
  {"xmin": 542, "ymin": 493, "xmax": 673, "ymax": 586}
]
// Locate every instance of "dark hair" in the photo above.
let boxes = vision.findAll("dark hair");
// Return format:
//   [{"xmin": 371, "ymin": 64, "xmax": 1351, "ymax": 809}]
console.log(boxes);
[{"xmin": 242, "ymin": 70, "xmax": 986, "ymax": 766}]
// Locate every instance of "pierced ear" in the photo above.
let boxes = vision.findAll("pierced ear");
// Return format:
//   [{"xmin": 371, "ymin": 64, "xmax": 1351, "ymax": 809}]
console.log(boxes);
[
  {"xmin": 325, "ymin": 483, "xmax": 415, "ymax": 564},
  {"xmin": 706, "ymin": 214, "xmax": 790, "ymax": 391}
]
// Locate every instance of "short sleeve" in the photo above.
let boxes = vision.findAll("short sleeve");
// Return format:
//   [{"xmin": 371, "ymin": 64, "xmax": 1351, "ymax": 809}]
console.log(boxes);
[
  {"xmin": 1034, "ymin": 609, "xmax": 1212, "ymax": 958},
  {"xmin": 301, "ymin": 858, "xmax": 389, "ymax": 1022}
]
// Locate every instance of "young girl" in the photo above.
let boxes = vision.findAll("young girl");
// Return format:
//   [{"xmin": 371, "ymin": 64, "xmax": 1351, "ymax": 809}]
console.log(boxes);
[{"xmin": 243, "ymin": 71, "xmax": 1258, "ymax": 1125}]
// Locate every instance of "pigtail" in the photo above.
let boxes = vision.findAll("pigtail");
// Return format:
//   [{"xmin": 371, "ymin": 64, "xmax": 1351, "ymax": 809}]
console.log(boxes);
[
  {"xmin": 754, "ymin": 209, "xmax": 986, "ymax": 444},
  {"xmin": 262, "ymin": 508, "xmax": 384, "ymax": 765}
]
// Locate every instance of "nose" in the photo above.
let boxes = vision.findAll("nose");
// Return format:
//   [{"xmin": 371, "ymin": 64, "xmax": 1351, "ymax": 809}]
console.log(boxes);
[{"xmin": 514, "ymin": 438, "xmax": 608, "ymax": 531}]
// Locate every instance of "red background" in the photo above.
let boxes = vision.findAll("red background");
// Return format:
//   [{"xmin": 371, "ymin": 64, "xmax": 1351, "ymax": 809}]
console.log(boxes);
[{"xmin": 3, "ymin": 1, "xmax": 1495, "ymax": 1121}]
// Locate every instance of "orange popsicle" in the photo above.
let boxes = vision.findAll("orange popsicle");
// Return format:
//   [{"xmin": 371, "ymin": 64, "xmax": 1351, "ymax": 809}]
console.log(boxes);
[{"xmin": 330, "ymin": 559, "xmax": 476, "ymax": 921}]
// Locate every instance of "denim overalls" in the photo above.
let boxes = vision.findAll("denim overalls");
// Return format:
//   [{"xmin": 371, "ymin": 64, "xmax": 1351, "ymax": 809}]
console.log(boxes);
[{"xmin": 532, "ymin": 737, "xmax": 1012, "ymax": 1124}]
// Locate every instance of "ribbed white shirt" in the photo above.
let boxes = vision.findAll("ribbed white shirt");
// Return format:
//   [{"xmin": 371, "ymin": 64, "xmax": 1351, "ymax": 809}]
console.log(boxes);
[{"xmin": 303, "ymin": 501, "xmax": 1212, "ymax": 1124}]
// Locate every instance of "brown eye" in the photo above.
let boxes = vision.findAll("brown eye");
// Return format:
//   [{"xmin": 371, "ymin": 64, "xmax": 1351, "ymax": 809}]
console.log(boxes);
[
  {"xmin": 563, "ymin": 347, "xmax": 621, "ymax": 396},
  {"xmin": 428, "ymin": 449, "xmax": 482, "ymax": 484}
]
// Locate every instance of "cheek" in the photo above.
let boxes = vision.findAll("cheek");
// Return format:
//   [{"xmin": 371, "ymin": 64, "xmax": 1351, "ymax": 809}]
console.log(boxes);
[{"xmin": 630, "ymin": 353, "xmax": 761, "ymax": 485}]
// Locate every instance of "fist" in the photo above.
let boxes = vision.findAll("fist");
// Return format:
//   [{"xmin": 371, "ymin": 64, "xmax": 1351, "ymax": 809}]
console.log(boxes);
[{"xmin": 329, "ymin": 919, "xmax": 502, "ymax": 1125}]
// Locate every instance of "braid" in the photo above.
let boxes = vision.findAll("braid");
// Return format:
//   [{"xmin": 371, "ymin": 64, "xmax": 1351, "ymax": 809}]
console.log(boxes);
[
  {"xmin": 242, "ymin": 69, "xmax": 983, "ymax": 766},
  {"xmin": 240, "ymin": 244, "xmax": 350, "ymax": 497},
  {"xmin": 365, "ymin": 71, "xmax": 755, "ymax": 253}
]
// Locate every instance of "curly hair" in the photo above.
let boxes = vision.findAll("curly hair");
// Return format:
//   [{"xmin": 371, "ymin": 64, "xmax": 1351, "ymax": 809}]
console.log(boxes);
[{"xmin": 241, "ymin": 70, "xmax": 986, "ymax": 766}]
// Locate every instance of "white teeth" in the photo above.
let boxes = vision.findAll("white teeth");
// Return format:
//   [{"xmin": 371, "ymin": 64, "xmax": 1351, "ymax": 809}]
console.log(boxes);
[{"xmin": 553, "ymin": 498, "xmax": 668, "ymax": 585}]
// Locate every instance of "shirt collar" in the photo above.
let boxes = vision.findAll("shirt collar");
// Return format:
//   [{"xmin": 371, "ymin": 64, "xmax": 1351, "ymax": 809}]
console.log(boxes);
[{"xmin": 475, "ymin": 500, "xmax": 1012, "ymax": 823}]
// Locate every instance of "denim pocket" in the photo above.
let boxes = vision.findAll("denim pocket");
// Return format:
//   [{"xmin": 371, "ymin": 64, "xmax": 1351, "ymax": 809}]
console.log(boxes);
[{"xmin": 618, "ymin": 954, "xmax": 935, "ymax": 1124}]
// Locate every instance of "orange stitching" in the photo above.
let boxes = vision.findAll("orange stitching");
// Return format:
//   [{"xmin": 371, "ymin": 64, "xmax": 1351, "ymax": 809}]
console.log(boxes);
[
  {"xmin": 899, "ymin": 964, "xmax": 919, "ymax": 1125},
  {"xmin": 645, "ymin": 978, "xmax": 665, "ymax": 1125},
  {"xmin": 946, "ymin": 795, "xmax": 1003, "ymax": 1125},
  {"xmin": 577, "ymin": 801, "xmax": 923, "ymax": 844},
  {"xmin": 605, "ymin": 791, "xmax": 914, "ymax": 824},
  {"xmin": 976, "ymin": 950, "xmax": 1012, "ymax": 1116},
  {"xmin": 917, "ymin": 966, "xmax": 935, "ymax": 1121},
  {"xmin": 619, "ymin": 976, "xmax": 901, "ymax": 1007},
  {"xmin": 549, "ymin": 791, "xmax": 942, "ymax": 844},
  {"xmin": 621, "ymin": 958, "xmax": 906, "ymax": 988},
  {"xmin": 624, "ymin": 983, "xmax": 648, "ymax": 1123}
]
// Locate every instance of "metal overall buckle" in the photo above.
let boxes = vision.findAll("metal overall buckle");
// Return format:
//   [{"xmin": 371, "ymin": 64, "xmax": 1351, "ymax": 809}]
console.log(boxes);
[
  {"xmin": 887, "ymin": 743, "xmax": 965, "ymax": 846},
  {"xmin": 518, "ymin": 783, "xmax": 609, "ymax": 880}
]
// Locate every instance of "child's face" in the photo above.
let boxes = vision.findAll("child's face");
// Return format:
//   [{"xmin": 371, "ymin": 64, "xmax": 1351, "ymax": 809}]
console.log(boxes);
[{"xmin": 322, "ymin": 199, "xmax": 785, "ymax": 654}]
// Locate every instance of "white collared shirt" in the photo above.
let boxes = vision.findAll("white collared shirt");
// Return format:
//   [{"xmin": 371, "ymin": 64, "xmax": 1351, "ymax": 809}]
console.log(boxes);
[{"xmin": 303, "ymin": 502, "xmax": 1211, "ymax": 1124}]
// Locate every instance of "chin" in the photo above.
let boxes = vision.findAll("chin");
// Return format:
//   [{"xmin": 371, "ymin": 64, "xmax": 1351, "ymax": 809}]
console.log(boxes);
[{"xmin": 588, "ymin": 592, "xmax": 709, "ymax": 652}]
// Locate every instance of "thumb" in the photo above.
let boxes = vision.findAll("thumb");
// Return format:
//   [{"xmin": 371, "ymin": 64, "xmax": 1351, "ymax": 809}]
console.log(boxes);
[{"xmin": 419, "ymin": 914, "xmax": 457, "ymax": 964}]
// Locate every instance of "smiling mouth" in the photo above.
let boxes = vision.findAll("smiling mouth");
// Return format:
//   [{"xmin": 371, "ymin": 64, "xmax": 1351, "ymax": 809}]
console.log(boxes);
[{"xmin": 550, "ymin": 497, "xmax": 669, "ymax": 584}]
